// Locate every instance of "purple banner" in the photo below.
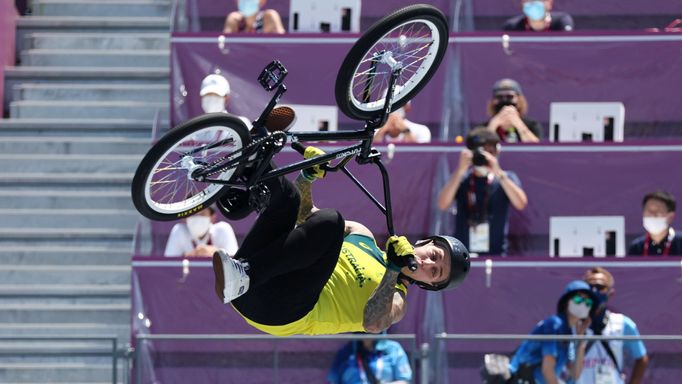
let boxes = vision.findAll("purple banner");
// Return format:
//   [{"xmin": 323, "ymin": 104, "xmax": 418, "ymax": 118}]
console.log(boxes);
[
  {"xmin": 472, "ymin": 0, "xmax": 682, "ymax": 17},
  {"xmin": 443, "ymin": 259, "xmax": 682, "ymax": 383},
  {"xmin": 145, "ymin": 144, "xmax": 682, "ymax": 256},
  {"xmin": 132, "ymin": 259, "xmax": 682, "ymax": 383},
  {"xmin": 0, "ymin": 2, "xmax": 18, "ymax": 117}
]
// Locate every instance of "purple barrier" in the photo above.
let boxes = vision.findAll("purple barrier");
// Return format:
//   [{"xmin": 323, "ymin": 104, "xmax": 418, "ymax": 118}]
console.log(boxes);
[
  {"xmin": 472, "ymin": 0, "xmax": 682, "ymax": 17},
  {"xmin": 0, "ymin": 2, "xmax": 18, "ymax": 117},
  {"xmin": 171, "ymin": 32, "xmax": 682, "ymax": 137},
  {"xmin": 455, "ymin": 32, "xmax": 682, "ymax": 133},
  {"xmin": 170, "ymin": 33, "xmax": 447, "ymax": 129},
  {"xmin": 145, "ymin": 144, "xmax": 682, "ymax": 256},
  {"xmin": 443, "ymin": 259, "xmax": 682, "ymax": 384}
]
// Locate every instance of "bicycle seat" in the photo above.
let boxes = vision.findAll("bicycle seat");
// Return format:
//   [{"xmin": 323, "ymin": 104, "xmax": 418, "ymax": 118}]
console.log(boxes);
[{"xmin": 263, "ymin": 105, "xmax": 296, "ymax": 133}]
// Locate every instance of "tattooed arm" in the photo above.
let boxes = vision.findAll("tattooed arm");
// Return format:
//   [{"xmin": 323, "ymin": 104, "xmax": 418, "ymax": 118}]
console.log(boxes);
[
  {"xmin": 295, "ymin": 173, "xmax": 319, "ymax": 225},
  {"xmin": 363, "ymin": 269, "xmax": 407, "ymax": 333}
]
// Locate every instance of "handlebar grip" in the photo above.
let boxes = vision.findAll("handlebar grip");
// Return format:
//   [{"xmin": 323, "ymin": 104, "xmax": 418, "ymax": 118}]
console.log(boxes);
[
  {"xmin": 407, "ymin": 256, "xmax": 418, "ymax": 272},
  {"xmin": 291, "ymin": 142, "xmax": 306, "ymax": 155}
]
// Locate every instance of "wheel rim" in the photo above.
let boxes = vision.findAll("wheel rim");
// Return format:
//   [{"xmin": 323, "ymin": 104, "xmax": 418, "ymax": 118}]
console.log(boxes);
[
  {"xmin": 143, "ymin": 126, "xmax": 244, "ymax": 214},
  {"xmin": 349, "ymin": 18, "xmax": 442, "ymax": 113}
]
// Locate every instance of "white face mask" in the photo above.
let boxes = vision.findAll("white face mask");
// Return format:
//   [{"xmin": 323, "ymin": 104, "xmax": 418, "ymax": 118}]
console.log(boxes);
[
  {"xmin": 643, "ymin": 216, "xmax": 668, "ymax": 235},
  {"xmin": 567, "ymin": 300, "xmax": 591, "ymax": 319},
  {"xmin": 186, "ymin": 216, "xmax": 211, "ymax": 239},
  {"xmin": 238, "ymin": 0, "xmax": 260, "ymax": 17},
  {"xmin": 201, "ymin": 95, "xmax": 225, "ymax": 113}
]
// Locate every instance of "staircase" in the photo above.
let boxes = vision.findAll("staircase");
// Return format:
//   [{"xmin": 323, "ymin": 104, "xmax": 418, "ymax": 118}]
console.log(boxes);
[{"xmin": 0, "ymin": 0, "xmax": 171, "ymax": 382}]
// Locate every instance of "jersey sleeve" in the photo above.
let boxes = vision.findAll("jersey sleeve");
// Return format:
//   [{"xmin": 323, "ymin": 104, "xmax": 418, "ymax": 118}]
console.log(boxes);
[
  {"xmin": 539, "ymin": 316, "xmax": 562, "ymax": 358},
  {"xmin": 622, "ymin": 315, "xmax": 647, "ymax": 360}
]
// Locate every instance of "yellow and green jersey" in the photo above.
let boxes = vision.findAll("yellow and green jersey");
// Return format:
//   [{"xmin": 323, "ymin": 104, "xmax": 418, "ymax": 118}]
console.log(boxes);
[{"xmin": 238, "ymin": 234, "xmax": 407, "ymax": 336}]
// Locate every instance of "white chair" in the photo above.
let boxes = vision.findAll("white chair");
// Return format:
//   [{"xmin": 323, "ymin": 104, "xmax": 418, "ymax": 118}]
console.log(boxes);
[
  {"xmin": 286, "ymin": 104, "xmax": 338, "ymax": 132},
  {"xmin": 549, "ymin": 102, "xmax": 625, "ymax": 142},
  {"xmin": 549, "ymin": 216, "xmax": 625, "ymax": 257},
  {"xmin": 289, "ymin": 0, "xmax": 361, "ymax": 33}
]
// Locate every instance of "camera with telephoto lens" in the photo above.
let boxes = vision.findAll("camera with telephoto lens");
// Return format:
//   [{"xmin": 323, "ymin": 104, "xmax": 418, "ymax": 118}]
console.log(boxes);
[{"xmin": 472, "ymin": 147, "xmax": 488, "ymax": 166}]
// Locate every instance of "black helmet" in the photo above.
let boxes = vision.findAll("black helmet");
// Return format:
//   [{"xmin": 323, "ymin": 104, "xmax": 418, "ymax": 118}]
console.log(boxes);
[{"xmin": 411, "ymin": 235, "xmax": 470, "ymax": 291}]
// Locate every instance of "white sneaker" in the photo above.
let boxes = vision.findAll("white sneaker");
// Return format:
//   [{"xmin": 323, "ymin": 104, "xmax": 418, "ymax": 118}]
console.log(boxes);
[{"xmin": 212, "ymin": 249, "xmax": 250, "ymax": 304}]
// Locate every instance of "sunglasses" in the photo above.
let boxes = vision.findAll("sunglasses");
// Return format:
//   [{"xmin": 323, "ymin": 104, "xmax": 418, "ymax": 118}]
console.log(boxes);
[{"xmin": 571, "ymin": 295, "xmax": 593, "ymax": 307}]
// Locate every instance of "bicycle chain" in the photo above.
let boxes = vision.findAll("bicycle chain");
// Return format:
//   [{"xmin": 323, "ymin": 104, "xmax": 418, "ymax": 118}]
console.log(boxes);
[{"xmin": 201, "ymin": 132, "xmax": 286, "ymax": 178}]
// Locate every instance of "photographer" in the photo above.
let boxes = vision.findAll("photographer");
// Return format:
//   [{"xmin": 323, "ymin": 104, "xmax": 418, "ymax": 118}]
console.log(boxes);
[{"xmin": 437, "ymin": 127, "xmax": 527, "ymax": 255}]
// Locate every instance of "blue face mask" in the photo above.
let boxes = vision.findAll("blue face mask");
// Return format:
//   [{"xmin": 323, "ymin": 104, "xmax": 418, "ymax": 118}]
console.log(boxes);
[
  {"xmin": 238, "ymin": 0, "xmax": 260, "ymax": 17},
  {"xmin": 523, "ymin": 1, "xmax": 546, "ymax": 22}
]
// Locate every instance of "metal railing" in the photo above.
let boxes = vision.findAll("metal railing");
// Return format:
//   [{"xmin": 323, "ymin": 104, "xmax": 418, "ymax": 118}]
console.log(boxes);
[
  {"xmin": 0, "ymin": 335, "xmax": 120, "ymax": 383},
  {"xmin": 134, "ymin": 333, "xmax": 418, "ymax": 384}
]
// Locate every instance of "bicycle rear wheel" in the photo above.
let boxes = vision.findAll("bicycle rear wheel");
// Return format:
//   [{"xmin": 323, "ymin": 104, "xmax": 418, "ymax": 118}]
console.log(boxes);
[
  {"xmin": 131, "ymin": 113, "xmax": 251, "ymax": 221},
  {"xmin": 335, "ymin": 4, "xmax": 448, "ymax": 121}
]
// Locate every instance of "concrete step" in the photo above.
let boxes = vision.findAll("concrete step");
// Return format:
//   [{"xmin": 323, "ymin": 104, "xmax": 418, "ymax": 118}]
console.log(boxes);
[
  {"xmin": 27, "ymin": 32, "xmax": 169, "ymax": 50},
  {"xmin": 20, "ymin": 49, "xmax": 170, "ymax": 67},
  {"xmin": 0, "ymin": 302, "xmax": 130, "ymax": 323},
  {"xmin": 33, "ymin": 0, "xmax": 171, "ymax": 18},
  {"xmin": 0, "ymin": 189, "xmax": 134, "ymax": 209},
  {"xmin": 13, "ymin": 83, "xmax": 168, "ymax": 102},
  {"xmin": 0, "ymin": 246, "xmax": 130, "ymax": 265},
  {"xmin": 0, "ymin": 362, "xmax": 123, "ymax": 382},
  {"xmin": 0, "ymin": 208, "xmax": 139, "ymax": 229},
  {"xmin": 0, "ymin": 228, "xmax": 134, "ymax": 247},
  {"xmin": 0, "ymin": 153, "xmax": 142, "ymax": 173},
  {"xmin": 0, "ymin": 323, "xmax": 129, "ymax": 341},
  {"xmin": 0, "ymin": 265, "xmax": 131, "ymax": 285},
  {"xmin": 0, "ymin": 136, "xmax": 150, "ymax": 155},
  {"xmin": 0, "ymin": 118, "xmax": 158, "ymax": 138},
  {"xmin": 0, "ymin": 172, "xmax": 133, "ymax": 189},
  {"xmin": 17, "ymin": 15, "xmax": 170, "ymax": 30},
  {"xmin": 10, "ymin": 100, "xmax": 168, "ymax": 120},
  {"xmin": 4, "ymin": 66, "xmax": 169, "ymax": 82}
]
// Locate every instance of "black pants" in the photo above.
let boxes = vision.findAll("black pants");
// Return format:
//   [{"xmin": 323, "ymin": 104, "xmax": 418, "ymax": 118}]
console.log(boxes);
[{"xmin": 232, "ymin": 174, "xmax": 345, "ymax": 325}]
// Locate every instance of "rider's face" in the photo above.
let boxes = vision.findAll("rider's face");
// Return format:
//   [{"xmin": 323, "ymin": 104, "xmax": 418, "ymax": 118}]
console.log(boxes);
[{"xmin": 405, "ymin": 241, "xmax": 451, "ymax": 287}]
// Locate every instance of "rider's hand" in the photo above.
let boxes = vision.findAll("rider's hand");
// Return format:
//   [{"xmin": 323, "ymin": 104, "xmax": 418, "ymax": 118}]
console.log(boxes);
[
  {"xmin": 385, "ymin": 235, "xmax": 415, "ymax": 272},
  {"xmin": 301, "ymin": 146, "xmax": 327, "ymax": 182}
]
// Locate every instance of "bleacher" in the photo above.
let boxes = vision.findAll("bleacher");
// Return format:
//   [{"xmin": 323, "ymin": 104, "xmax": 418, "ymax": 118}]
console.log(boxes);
[{"xmin": 1, "ymin": 0, "xmax": 682, "ymax": 383}]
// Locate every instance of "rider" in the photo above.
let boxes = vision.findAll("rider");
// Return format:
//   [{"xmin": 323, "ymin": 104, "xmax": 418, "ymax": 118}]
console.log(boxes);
[{"xmin": 212, "ymin": 146, "xmax": 470, "ymax": 336}]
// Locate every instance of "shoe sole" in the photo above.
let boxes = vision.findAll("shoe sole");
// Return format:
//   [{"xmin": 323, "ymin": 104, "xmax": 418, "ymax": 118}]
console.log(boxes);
[{"xmin": 212, "ymin": 251, "xmax": 226, "ymax": 303}]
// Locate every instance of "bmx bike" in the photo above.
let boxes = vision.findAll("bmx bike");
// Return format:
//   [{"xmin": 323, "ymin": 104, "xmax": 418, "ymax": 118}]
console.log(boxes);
[{"xmin": 131, "ymin": 4, "xmax": 448, "ymax": 257}]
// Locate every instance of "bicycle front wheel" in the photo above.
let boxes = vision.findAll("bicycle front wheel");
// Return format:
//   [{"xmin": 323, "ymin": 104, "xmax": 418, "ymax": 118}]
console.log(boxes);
[
  {"xmin": 131, "ymin": 113, "xmax": 251, "ymax": 221},
  {"xmin": 335, "ymin": 4, "xmax": 448, "ymax": 121}
]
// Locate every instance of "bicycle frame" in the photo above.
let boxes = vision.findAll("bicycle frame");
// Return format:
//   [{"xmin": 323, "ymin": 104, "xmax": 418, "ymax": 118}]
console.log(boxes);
[{"xmin": 199, "ymin": 60, "xmax": 403, "ymax": 236}]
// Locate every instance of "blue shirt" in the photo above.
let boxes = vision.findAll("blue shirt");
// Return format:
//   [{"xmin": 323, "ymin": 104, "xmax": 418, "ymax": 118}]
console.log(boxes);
[
  {"xmin": 454, "ymin": 171, "xmax": 521, "ymax": 255},
  {"xmin": 328, "ymin": 340, "xmax": 412, "ymax": 384},
  {"xmin": 621, "ymin": 314, "xmax": 647, "ymax": 362},
  {"xmin": 510, "ymin": 314, "xmax": 573, "ymax": 384}
]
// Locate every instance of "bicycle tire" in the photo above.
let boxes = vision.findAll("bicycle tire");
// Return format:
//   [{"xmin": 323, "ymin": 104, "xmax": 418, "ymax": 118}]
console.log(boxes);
[
  {"xmin": 335, "ymin": 4, "xmax": 448, "ymax": 121},
  {"xmin": 131, "ymin": 113, "xmax": 251, "ymax": 221}
]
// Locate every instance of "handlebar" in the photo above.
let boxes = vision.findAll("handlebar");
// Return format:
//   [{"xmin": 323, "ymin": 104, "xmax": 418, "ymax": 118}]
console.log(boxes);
[{"xmin": 292, "ymin": 142, "xmax": 418, "ymax": 272}]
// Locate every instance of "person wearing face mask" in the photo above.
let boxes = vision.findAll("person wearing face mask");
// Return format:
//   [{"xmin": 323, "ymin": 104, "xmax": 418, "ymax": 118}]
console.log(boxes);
[
  {"xmin": 200, "ymin": 73, "xmax": 230, "ymax": 114},
  {"xmin": 508, "ymin": 280, "xmax": 595, "ymax": 384},
  {"xmin": 164, "ymin": 206, "xmax": 238, "ymax": 257},
  {"xmin": 485, "ymin": 78, "xmax": 541, "ymax": 143},
  {"xmin": 437, "ymin": 127, "xmax": 527, "ymax": 256},
  {"xmin": 223, "ymin": 0, "xmax": 285, "ymax": 34},
  {"xmin": 504, "ymin": 0, "xmax": 574, "ymax": 32},
  {"xmin": 578, "ymin": 267, "xmax": 649, "ymax": 384},
  {"xmin": 628, "ymin": 190, "xmax": 682, "ymax": 256}
]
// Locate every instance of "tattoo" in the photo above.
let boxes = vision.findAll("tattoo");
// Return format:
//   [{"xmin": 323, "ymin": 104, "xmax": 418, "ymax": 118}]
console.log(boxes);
[
  {"xmin": 363, "ymin": 269, "xmax": 403, "ymax": 332},
  {"xmin": 294, "ymin": 173, "xmax": 315, "ymax": 225}
]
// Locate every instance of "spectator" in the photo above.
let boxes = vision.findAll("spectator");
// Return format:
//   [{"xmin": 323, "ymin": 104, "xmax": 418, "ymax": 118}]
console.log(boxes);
[
  {"xmin": 485, "ymin": 78, "xmax": 541, "ymax": 143},
  {"xmin": 437, "ymin": 127, "xmax": 528, "ymax": 255},
  {"xmin": 328, "ymin": 337, "xmax": 412, "ymax": 384},
  {"xmin": 628, "ymin": 190, "xmax": 682, "ymax": 256},
  {"xmin": 200, "ymin": 73, "xmax": 230, "ymax": 114},
  {"xmin": 578, "ymin": 267, "xmax": 648, "ymax": 384},
  {"xmin": 223, "ymin": 0, "xmax": 285, "ymax": 34},
  {"xmin": 164, "ymin": 206, "xmax": 238, "ymax": 257},
  {"xmin": 504, "ymin": 0, "xmax": 574, "ymax": 32},
  {"xmin": 509, "ymin": 280, "xmax": 595, "ymax": 384},
  {"xmin": 374, "ymin": 103, "xmax": 431, "ymax": 143}
]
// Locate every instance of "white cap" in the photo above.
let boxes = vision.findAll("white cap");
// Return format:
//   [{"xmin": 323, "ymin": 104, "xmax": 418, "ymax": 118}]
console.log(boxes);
[{"xmin": 200, "ymin": 74, "xmax": 230, "ymax": 97}]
